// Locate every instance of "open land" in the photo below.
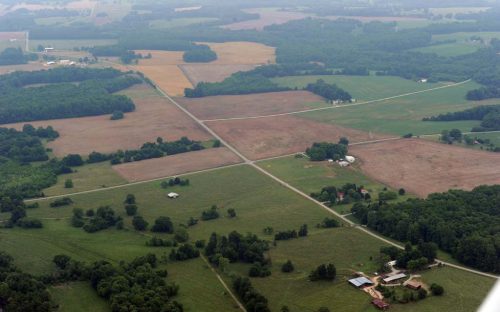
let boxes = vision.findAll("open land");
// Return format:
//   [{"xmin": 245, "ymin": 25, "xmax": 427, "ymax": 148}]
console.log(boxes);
[
  {"xmin": 199, "ymin": 41, "xmax": 276, "ymax": 65},
  {"xmin": 3, "ymin": 84, "xmax": 212, "ymax": 156},
  {"xmin": 222, "ymin": 8, "xmax": 311, "ymax": 31},
  {"xmin": 350, "ymin": 138, "xmax": 500, "ymax": 197},
  {"xmin": 206, "ymin": 115, "xmax": 390, "ymax": 160},
  {"xmin": 179, "ymin": 63, "xmax": 256, "ymax": 85},
  {"xmin": 298, "ymin": 79, "xmax": 485, "ymax": 135},
  {"xmin": 0, "ymin": 62, "xmax": 46, "ymax": 74},
  {"xmin": 176, "ymin": 91, "xmax": 326, "ymax": 120},
  {"xmin": 112, "ymin": 147, "xmax": 243, "ymax": 182}
]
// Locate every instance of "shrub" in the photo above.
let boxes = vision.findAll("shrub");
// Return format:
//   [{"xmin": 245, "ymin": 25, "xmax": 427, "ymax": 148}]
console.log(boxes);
[
  {"xmin": 132, "ymin": 215, "xmax": 148, "ymax": 231},
  {"xmin": 151, "ymin": 216, "xmax": 174, "ymax": 233},
  {"xmin": 124, "ymin": 204, "xmax": 137, "ymax": 216},
  {"xmin": 110, "ymin": 110, "xmax": 124, "ymax": 120},
  {"xmin": 309, "ymin": 263, "xmax": 336, "ymax": 281},
  {"xmin": 281, "ymin": 260, "xmax": 294, "ymax": 273},
  {"xmin": 64, "ymin": 179, "xmax": 73, "ymax": 188},
  {"xmin": 201, "ymin": 205, "xmax": 219, "ymax": 220},
  {"xmin": 430, "ymin": 283, "xmax": 444, "ymax": 296},
  {"xmin": 50, "ymin": 197, "xmax": 73, "ymax": 207}
]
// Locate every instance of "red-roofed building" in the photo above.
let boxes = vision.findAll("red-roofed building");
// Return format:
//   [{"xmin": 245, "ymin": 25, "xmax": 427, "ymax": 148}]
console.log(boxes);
[{"xmin": 372, "ymin": 299, "xmax": 390, "ymax": 310}]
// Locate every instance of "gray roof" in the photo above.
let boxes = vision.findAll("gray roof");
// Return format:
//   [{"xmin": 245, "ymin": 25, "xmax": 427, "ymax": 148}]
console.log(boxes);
[
  {"xmin": 383, "ymin": 273, "xmax": 407, "ymax": 283},
  {"xmin": 348, "ymin": 277, "xmax": 374, "ymax": 287}
]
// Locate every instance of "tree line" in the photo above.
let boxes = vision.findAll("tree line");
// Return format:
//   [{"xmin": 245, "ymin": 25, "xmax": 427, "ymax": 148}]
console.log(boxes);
[
  {"xmin": 305, "ymin": 140, "xmax": 348, "ymax": 161},
  {"xmin": 351, "ymin": 185, "xmax": 500, "ymax": 273},
  {"xmin": 0, "ymin": 47, "xmax": 37, "ymax": 65},
  {"xmin": 423, "ymin": 105, "xmax": 500, "ymax": 132}
]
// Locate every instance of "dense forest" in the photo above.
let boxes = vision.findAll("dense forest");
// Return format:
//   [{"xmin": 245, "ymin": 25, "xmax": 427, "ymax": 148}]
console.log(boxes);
[
  {"xmin": 424, "ymin": 105, "xmax": 500, "ymax": 132},
  {"xmin": 0, "ymin": 68, "xmax": 141, "ymax": 124},
  {"xmin": 305, "ymin": 79, "xmax": 352, "ymax": 102},
  {"xmin": 182, "ymin": 44, "xmax": 217, "ymax": 63},
  {"xmin": 0, "ymin": 47, "xmax": 37, "ymax": 65},
  {"xmin": 351, "ymin": 185, "xmax": 500, "ymax": 273}
]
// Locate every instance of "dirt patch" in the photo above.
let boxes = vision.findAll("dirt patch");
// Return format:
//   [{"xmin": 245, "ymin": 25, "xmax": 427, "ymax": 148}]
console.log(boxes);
[
  {"xmin": 176, "ymin": 91, "xmax": 325, "ymax": 120},
  {"xmin": 179, "ymin": 64, "xmax": 256, "ymax": 85},
  {"xmin": 3, "ymin": 84, "xmax": 212, "ymax": 156},
  {"xmin": 350, "ymin": 138, "xmax": 500, "ymax": 197},
  {"xmin": 199, "ymin": 42, "xmax": 275, "ymax": 65},
  {"xmin": 222, "ymin": 8, "xmax": 311, "ymax": 31},
  {"xmin": 206, "ymin": 115, "xmax": 389, "ymax": 160},
  {"xmin": 112, "ymin": 147, "xmax": 242, "ymax": 182}
]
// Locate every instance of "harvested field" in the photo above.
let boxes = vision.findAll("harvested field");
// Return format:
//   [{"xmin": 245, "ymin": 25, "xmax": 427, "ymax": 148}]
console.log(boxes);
[
  {"xmin": 0, "ymin": 63, "xmax": 46, "ymax": 74},
  {"xmin": 0, "ymin": 31, "xmax": 25, "ymax": 40},
  {"xmin": 350, "ymin": 138, "xmax": 500, "ymax": 197},
  {"xmin": 133, "ymin": 50, "xmax": 192, "ymax": 96},
  {"xmin": 206, "ymin": 115, "xmax": 389, "ymax": 160},
  {"xmin": 199, "ymin": 42, "xmax": 275, "ymax": 65},
  {"xmin": 179, "ymin": 64, "xmax": 256, "ymax": 84},
  {"xmin": 222, "ymin": 8, "xmax": 311, "ymax": 31},
  {"xmin": 323, "ymin": 15, "xmax": 428, "ymax": 22},
  {"xmin": 4, "ymin": 84, "xmax": 212, "ymax": 156},
  {"xmin": 176, "ymin": 91, "xmax": 326, "ymax": 120},
  {"xmin": 112, "ymin": 147, "xmax": 242, "ymax": 182}
]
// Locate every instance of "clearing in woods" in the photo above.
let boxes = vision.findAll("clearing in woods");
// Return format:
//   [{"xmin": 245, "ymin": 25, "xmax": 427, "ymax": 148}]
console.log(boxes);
[
  {"xmin": 221, "ymin": 7, "xmax": 311, "ymax": 31},
  {"xmin": 199, "ymin": 41, "xmax": 276, "ymax": 64},
  {"xmin": 112, "ymin": 147, "xmax": 243, "ymax": 182},
  {"xmin": 3, "ymin": 84, "xmax": 212, "ymax": 156},
  {"xmin": 176, "ymin": 91, "xmax": 327, "ymax": 120},
  {"xmin": 205, "ymin": 115, "xmax": 390, "ymax": 160},
  {"xmin": 350, "ymin": 138, "xmax": 500, "ymax": 197}
]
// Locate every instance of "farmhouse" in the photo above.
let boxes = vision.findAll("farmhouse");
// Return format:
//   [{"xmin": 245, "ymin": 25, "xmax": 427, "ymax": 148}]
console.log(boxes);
[
  {"xmin": 167, "ymin": 192, "xmax": 179, "ymax": 199},
  {"xmin": 405, "ymin": 280, "xmax": 423, "ymax": 290},
  {"xmin": 348, "ymin": 276, "xmax": 374, "ymax": 288},
  {"xmin": 372, "ymin": 299, "xmax": 390, "ymax": 310},
  {"xmin": 382, "ymin": 273, "xmax": 407, "ymax": 283}
]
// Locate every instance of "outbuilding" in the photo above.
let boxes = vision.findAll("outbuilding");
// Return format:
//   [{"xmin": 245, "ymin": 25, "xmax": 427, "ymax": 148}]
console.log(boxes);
[
  {"xmin": 405, "ymin": 280, "xmax": 423, "ymax": 290},
  {"xmin": 167, "ymin": 192, "xmax": 179, "ymax": 199},
  {"xmin": 338, "ymin": 161, "xmax": 350, "ymax": 167},
  {"xmin": 372, "ymin": 299, "xmax": 390, "ymax": 310},
  {"xmin": 348, "ymin": 276, "xmax": 374, "ymax": 288},
  {"xmin": 382, "ymin": 273, "xmax": 406, "ymax": 283},
  {"xmin": 345, "ymin": 155, "xmax": 355, "ymax": 163}
]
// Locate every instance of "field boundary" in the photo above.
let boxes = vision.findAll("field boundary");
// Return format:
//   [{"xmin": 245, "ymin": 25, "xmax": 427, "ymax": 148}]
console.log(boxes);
[{"xmin": 200, "ymin": 79, "xmax": 472, "ymax": 122}]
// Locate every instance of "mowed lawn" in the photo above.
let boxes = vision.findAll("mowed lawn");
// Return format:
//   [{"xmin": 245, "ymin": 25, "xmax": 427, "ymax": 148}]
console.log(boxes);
[
  {"xmin": 299, "ymin": 80, "xmax": 486, "ymax": 135},
  {"xmin": 272, "ymin": 75, "xmax": 442, "ymax": 101}
]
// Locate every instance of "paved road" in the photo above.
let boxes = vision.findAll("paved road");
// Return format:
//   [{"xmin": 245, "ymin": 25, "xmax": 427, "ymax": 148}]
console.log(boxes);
[{"xmin": 201, "ymin": 79, "xmax": 472, "ymax": 122}]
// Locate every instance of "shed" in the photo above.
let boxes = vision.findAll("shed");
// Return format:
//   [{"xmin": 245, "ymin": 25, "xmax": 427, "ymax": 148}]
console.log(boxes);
[
  {"xmin": 167, "ymin": 192, "xmax": 179, "ymax": 199},
  {"xmin": 348, "ymin": 277, "xmax": 374, "ymax": 288},
  {"xmin": 382, "ymin": 273, "xmax": 406, "ymax": 283},
  {"xmin": 44, "ymin": 47, "xmax": 54, "ymax": 52},
  {"xmin": 405, "ymin": 280, "xmax": 423, "ymax": 290},
  {"xmin": 372, "ymin": 299, "xmax": 390, "ymax": 310},
  {"xmin": 338, "ymin": 161, "xmax": 350, "ymax": 167}
]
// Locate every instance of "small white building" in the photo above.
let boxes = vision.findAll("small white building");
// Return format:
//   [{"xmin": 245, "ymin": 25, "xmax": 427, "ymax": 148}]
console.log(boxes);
[
  {"xmin": 419, "ymin": 78, "xmax": 428, "ymax": 83},
  {"xmin": 167, "ymin": 192, "xmax": 179, "ymax": 199},
  {"xmin": 345, "ymin": 155, "xmax": 356, "ymax": 163},
  {"xmin": 327, "ymin": 159, "xmax": 334, "ymax": 163},
  {"xmin": 44, "ymin": 47, "xmax": 54, "ymax": 52},
  {"xmin": 338, "ymin": 161, "xmax": 350, "ymax": 167},
  {"xmin": 59, "ymin": 59, "xmax": 71, "ymax": 65},
  {"xmin": 46, "ymin": 61, "xmax": 56, "ymax": 65}
]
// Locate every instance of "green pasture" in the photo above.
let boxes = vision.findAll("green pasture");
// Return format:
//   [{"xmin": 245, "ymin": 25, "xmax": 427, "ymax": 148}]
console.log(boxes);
[{"xmin": 410, "ymin": 42, "xmax": 479, "ymax": 57}]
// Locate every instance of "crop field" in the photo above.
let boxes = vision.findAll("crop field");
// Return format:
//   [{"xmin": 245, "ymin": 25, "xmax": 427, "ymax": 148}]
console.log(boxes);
[
  {"xmin": 200, "ymin": 41, "xmax": 276, "ymax": 65},
  {"xmin": 206, "ymin": 115, "xmax": 390, "ymax": 160},
  {"xmin": 410, "ymin": 42, "xmax": 480, "ymax": 57},
  {"xmin": 221, "ymin": 8, "xmax": 311, "ymax": 31},
  {"xmin": 29, "ymin": 39, "xmax": 118, "ymax": 51},
  {"xmin": 150, "ymin": 17, "xmax": 219, "ymax": 29},
  {"xmin": 0, "ymin": 62, "xmax": 46, "ymax": 74},
  {"xmin": 350, "ymin": 138, "xmax": 500, "ymax": 197},
  {"xmin": 179, "ymin": 63, "xmax": 256, "ymax": 85},
  {"xmin": 112, "ymin": 147, "xmax": 243, "ymax": 182},
  {"xmin": 176, "ymin": 91, "xmax": 327, "ymax": 120},
  {"xmin": 4, "ymin": 84, "xmax": 212, "ymax": 156},
  {"xmin": 299, "ymin": 80, "xmax": 484, "ymax": 135},
  {"xmin": 323, "ymin": 15, "xmax": 428, "ymax": 23},
  {"xmin": 428, "ymin": 6, "xmax": 490, "ymax": 15},
  {"xmin": 273, "ymin": 75, "xmax": 442, "ymax": 101},
  {"xmin": 0, "ymin": 31, "xmax": 26, "ymax": 51}
]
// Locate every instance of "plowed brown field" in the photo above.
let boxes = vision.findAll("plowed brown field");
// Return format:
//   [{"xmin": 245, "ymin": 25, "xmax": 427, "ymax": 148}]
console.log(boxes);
[
  {"xmin": 351, "ymin": 138, "xmax": 500, "ymax": 197},
  {"xmin": 206, "ymin": 115, "xmax": 389, "ymax": 160}
]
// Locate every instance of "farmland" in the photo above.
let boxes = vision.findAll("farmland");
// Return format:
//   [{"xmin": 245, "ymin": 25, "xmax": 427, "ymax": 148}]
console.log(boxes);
[
  {"xmin": 298, "ymin": 80, "xmax": 484, "ymax": 135},
  {"xmin": 199, "ymin": 41, "xmax": 276, "ymax": 65},
  {"xmin": 206, "ymin": 115, "xmax": 389, "ymax": 160},
  {"xmin": 179, "ymin": 63, "xmax": 256, "ymax": 85},
  {"xmin": 221, "ymin": 8, "xmax": 311, "ymax": 31},
  {"xmin": 350, "ymin": 138, "xmax": 500, "ymax": 197},
  {"xmin": 150, "ymin": 17, "xmax": 219, "ymax": 29},
  {"xmin": 4, "ymin": 84, "xmax": 212, "ymax": 156},
  {"xmin": 29, "ymin": 39, "xmax": 118, "ymax": 51},
  {"xmin": 112, "ymin": 147, "xmax": 242, "ymax": 182},
  {"xmin": 176, "ymin": 91, "xmax": 327, "ymax": 120}
]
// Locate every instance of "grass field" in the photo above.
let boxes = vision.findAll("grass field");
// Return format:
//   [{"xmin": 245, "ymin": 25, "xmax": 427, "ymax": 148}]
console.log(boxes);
[
  {"xmin": 298, "ymin": 80, "xmax": 484, "ymax": 135},
  {"xmin": 150, "ymin": 17, "xmax": 219, "ymax": 29},
  {"xmin": 50, "ymin": 282, "xmax": 109, "ymax": 312},
  {"xmin": 410, "ymin": 42, "xmax": 479, "ymax": 57},
  {"xmin": 257, "ymin": 155, "xmax": 411, "ymax": 214},
  {"xmin": 272, "ymin": 75, "xmax": 442, "ymax": 101},
  {"xmin": 43, "ymin": 162, "xmax": 126, "ymax": 196},
  {"xmin": 432, "ymin": 31, "xmax": 500, "ymax": 43}
]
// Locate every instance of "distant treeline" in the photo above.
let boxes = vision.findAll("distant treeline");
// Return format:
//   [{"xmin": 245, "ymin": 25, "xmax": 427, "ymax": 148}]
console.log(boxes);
[
  {"xmin": 183, "ymin": 44, "xmax": 217, "ymax": 63},
  {"xmin": 305, "ymin": 79, "xmax": 352, "ymax": 102},
  {"xmin": 0, "ymin": 68, "xmax": 141, "ymax": 124},
  {"xmin": 423, "ymin": 105, "xmax": 500, "ymax": 132},
  {"xmin": 351, "ymin": 185, "xmax": 500, "ymax": 273}
]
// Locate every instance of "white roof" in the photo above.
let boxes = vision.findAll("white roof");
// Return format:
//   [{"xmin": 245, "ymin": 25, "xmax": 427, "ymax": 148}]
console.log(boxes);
[
  {"xmin": 383, "ymin": 273, "xmax": 406, "ymax": 283},
  {"xmin": 349, "ymin": 277, "xmax": 373, "ymax": 287},
  {"xmin": 167, "ymin": 192, "xmax": 179, "ymax": 197}
]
